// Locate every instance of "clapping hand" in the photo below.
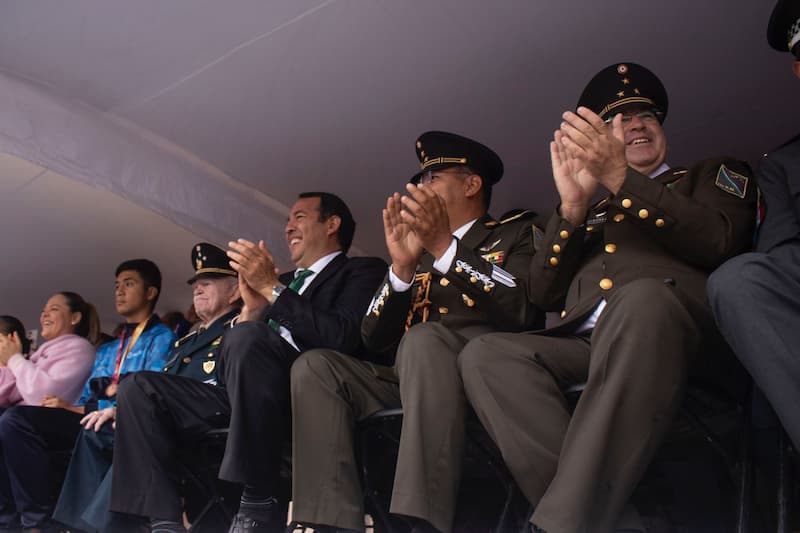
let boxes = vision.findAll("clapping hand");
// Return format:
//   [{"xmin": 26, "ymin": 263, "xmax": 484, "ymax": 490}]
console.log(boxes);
[
  {"xmin": 383, "ymin": 192, "xmax": 424, "ymax": 283},
  {"xmin": 0, "ymin": 332, "xmax": 23, "ymax": 366},
  {"xmin": 228, "ymin": 239, "xmax": 276, "ymax": 320},
  {"xmin": 558, "ymin": 107, "xmax": 628, "ymax": 195}
]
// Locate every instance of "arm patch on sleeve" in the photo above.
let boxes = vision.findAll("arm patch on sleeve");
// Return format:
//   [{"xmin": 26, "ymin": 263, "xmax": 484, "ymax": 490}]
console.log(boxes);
[{"xmin": 715, "ymin": 164, "xmax": 749, "ymax": 198}]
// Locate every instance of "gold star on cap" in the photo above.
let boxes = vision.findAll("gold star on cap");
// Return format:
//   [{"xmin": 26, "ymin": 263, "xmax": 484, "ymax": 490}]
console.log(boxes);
[
  {"xmin": 617, "ymin": 90, "xmax": 625, "ymax": 97},
  {"xmin": 622, "ymin": 78, "xmax": 630, "ymax": 85}
]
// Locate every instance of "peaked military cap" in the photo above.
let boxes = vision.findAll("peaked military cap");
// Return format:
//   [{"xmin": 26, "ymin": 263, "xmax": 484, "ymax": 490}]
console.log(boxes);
[
  {"xmin": 768, "ymin": 0, "xmax": 800, "ymax": 54},
  {"xmin": 411, "ymin": 131, "xmax": 504, "ymax": 185},
  {"xmin": 187, "ymin": 242, "xmax": 237, "ymax": 284},
  {"xmin": 577, "ymin": 62, "xmax": 668, "ymax": 124}
]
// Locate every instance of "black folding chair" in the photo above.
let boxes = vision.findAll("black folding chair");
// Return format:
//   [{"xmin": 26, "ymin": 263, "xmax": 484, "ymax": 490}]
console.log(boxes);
[{"xmin": 355, "ymin": 408, "xmax": 527, "ymax": 533}]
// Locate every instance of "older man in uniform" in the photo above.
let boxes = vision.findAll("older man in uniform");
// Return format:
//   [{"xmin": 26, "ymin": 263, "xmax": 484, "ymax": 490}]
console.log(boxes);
[
  {"xmin": 290, "ymin": 131, "xmax": 544, "ymax": 533},
  {"xmin": 52, "ymin": 242, "xmax": 240, "ymax": 532},
  {"xmin": 457, "ymin": 63, "xmax": 758, "ymax": 533},
  {"xmin": 707, "ymin": 0, "xmax": 800, "ymax": 451}
]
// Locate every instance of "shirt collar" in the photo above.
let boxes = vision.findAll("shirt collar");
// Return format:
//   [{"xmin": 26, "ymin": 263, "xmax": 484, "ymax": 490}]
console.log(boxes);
[
  {"xmin": 301, "ymin": 250, "xmax": 342, "ymax": 276},
  {"xmin": 648, "ymin": 163, "xmax": 670, "ymax": 179},
  {"xmin": 453, "ymin": 218, "xmax": 478, "ymax": 240}
]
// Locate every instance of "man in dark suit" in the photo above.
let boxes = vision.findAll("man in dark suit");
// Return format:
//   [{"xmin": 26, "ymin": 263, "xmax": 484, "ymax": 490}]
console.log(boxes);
[
  {"xmin": 457, "ymin": 63, "xmax": 757, "ymax": 533},
  {"xmin": 108, "ymin": 193, "xmax": 387, "ymax": 533},
  {"xmin": 708, "ymin": 0, "xmax": 800, "ymax": 450},
  {"xmin": 52, "ymin": 242, "xmax": 240, "ymax": 533},
  {"xmin": 290, "ymin": 132, "xmax": 543, "ymax": 533}
]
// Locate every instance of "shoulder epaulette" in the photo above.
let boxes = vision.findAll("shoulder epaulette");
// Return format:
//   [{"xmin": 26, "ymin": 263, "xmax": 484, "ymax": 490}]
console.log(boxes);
[
  {"xmin": 173, "ymin": 329, "xmax": 197, "ymax": 348},
  {"xmin": 486, "ymin": 209, "xmax": 537, "ymax": 227}
]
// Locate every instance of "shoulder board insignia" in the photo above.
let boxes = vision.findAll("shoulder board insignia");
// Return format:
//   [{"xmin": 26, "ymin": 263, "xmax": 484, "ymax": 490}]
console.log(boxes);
[
  {"xmin": 174, "ymin": 329, "xmax": 198, "ymax": 348},
  {"xmin": 715, "ymin": 164, "xmax": 749, "ymax": 199},
  {"xmin": 498, "ymin": 209, "xmax": 536, "ymax": 225}
]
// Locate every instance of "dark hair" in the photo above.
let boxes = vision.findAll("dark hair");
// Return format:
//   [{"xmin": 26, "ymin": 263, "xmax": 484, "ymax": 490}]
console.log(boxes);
[
  {"xmin": 298, "ymin": 192, "xmax": 356, "ymax": 253},
  {"xmin": 115, "ymin": 258, "xmax": 162, "ymax": 308},
  {"xmin": 0, "ymin": 316, "xmax": 30, "ymax": 355},
  {"xmin": 57, "ymin": 292, "xmax": 101, "ymax": 345}
]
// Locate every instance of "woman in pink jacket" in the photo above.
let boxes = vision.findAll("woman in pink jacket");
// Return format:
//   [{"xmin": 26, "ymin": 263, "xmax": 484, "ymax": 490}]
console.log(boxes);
[
  {"xmin": 0, "ymin": 293, "xmax": 98, "ymax": 406},
  {"xmin": 0, "ymin": 292, "xmax": 98, "ymax": 531}
]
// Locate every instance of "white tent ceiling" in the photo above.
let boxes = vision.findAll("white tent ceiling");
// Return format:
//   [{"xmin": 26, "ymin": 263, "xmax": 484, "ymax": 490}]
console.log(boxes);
[{"xmin": 0, "ymin": 0, "xmax": 797, "ymax": 334}]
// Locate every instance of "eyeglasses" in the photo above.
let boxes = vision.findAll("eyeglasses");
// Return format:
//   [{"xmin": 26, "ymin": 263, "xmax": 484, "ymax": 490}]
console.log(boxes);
[
  {"xmin": 604, "ymin": 110, "xmax": 661, "ymax": 125},
  {"xmin": 418, "ymin": 169, "xmax": 472, "ymax": 185}
]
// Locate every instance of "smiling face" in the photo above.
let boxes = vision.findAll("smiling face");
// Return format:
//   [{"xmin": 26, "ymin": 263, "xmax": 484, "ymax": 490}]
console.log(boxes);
[
  {"xmin": 40, "ymin": 293, "xmax": 79, "ymax": 341},
  {"xmin": 192, "ymin": 276, "xmax": 238, "ymax": 324},
  {"xmin": 618, "ymin": 106, "xmax": 668, "ymax": 175},
  {"xmin": 285, "ymin": 196, "xmax": 340, "ymax": 269}
]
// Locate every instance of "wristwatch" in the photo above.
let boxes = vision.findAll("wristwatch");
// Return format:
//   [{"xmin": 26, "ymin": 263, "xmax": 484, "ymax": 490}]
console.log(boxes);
[{"xmin": 270, "ymin": 284, "xmax": 286, "ymax": 304}]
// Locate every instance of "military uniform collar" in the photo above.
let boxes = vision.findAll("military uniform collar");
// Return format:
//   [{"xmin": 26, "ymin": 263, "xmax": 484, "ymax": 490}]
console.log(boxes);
[{"xmin": 458, "ymin": 213, "xmax": 495, "ymax": 249}]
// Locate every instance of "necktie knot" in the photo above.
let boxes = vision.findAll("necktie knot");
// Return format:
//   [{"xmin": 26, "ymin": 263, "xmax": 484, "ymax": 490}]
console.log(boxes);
[{"xmin": 288, "ymin": 269, "xmax": 314, "ymax": 292}]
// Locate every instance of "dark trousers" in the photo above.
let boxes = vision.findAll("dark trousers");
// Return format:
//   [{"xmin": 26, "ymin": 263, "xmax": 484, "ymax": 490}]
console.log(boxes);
[
  {"xmin": 459, "ymin": 278, "xmax": 736, "ymax": 533},
  {"xmin": 708, "ymin": 248, "xmax": 800, "ymax": 448},
  {"xmin": 52, "ymin": 425, "xmax": 115, "ymax": 533},
  {"xmin": 291, "ymin": 321, "xmax": 489, "ymax": 533},
  {"xmin": 110, "ymin": 321, "xmax": 296, "ymax": 521},
  {"xmin": 0, "ymin": 405, "xmax": 82, "ymax": 528}
]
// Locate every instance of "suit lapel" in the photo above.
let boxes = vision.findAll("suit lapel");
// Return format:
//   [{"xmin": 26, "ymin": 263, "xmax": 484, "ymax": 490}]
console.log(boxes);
[{"xmin": 301, "ymin": 253, "xmax": 347, "ymax": 298}]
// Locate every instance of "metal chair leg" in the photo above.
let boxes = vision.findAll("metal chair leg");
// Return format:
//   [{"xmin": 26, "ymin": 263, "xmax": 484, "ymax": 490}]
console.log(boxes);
[{"xmin": 777, "ymin": 430, "xmax": 792, "ymax": 533}]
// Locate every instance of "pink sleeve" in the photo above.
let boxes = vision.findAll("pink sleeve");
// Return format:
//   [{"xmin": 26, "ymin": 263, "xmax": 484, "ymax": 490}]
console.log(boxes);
[
  {"xmin": 0, "ymin": 365, "xmax": 23, "ymax": 406},
  {"xmin": 7, "ymin": 336, "xmax": 96, "ymax": 406}
]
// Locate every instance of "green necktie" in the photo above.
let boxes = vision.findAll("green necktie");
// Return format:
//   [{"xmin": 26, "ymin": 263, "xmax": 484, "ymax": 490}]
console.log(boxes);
[
  {"xmin": 269, "ymin": 269, "xmax": 314, "ymax": 331},
  {"xmin": 288, "ymin": 268, "xmax": 314, "ymax": 292}
]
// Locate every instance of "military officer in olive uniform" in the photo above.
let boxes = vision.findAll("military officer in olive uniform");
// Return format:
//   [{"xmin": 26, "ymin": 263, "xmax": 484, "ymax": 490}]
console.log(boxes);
[
  {"xmin": 708, "ymin": 0, "xmax": 800, "ymax": 451},
  {"xmin": 457, "ymin": 63, "xmax": 758, "ymax": 533},
  {"xmin": 290, "ymin": 131, "xmax": 544, "ymax": 533},
  {"xmin": 52, "ymin": 242, "xmax": 240, "ymax": 533}
]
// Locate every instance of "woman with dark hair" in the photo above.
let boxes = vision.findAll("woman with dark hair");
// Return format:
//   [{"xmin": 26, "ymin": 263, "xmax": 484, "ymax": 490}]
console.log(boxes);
[
  {"xmin": 0, "ymin": 316, "xmax": 30, "ymax": 357},
  {"xmin": 0, "ymin": 292, "xmax": 98, "ymax": 531},
  {"xmin": 0, "ymin": 292, "xmax": 98, "ymax": 406}
]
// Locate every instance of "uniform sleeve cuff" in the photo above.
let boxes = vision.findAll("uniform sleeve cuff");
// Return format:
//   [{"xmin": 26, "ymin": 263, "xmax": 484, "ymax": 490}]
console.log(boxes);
[{"xmin": 389, "ymin": 267, "xmax": 414, "ymax": 292}]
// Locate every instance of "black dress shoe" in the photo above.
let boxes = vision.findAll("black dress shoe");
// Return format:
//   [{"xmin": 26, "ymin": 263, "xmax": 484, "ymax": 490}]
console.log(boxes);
[
  {"xmin": 284, "ymin": 521, "xmax": 359, "ymax": 533},
  {"xmin": 228, "ymin": 511, "xmax": 284, "ymax": 533}
]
